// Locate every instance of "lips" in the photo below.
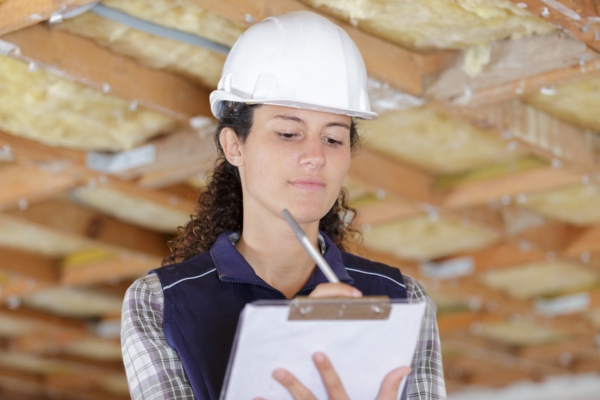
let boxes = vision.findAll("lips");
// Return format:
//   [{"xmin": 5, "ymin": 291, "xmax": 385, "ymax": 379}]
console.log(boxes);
[{"xmin": 289, "ymin": 177, "xmax": 326, "ymax": 190}]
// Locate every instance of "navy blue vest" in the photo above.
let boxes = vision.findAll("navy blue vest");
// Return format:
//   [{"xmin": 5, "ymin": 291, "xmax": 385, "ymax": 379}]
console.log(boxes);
[{"xmin": 152, "ymin": 232, "xmax": 408, "ymax": 399}]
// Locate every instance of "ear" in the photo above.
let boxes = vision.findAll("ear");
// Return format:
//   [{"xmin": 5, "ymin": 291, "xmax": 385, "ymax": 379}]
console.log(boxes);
[{"xmin": 219, "ymin": 127, "xmax": 244, "ymax": 167}]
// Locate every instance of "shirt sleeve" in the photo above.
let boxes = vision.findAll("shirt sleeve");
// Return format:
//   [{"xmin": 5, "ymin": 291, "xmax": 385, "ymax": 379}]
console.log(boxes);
[
  {"xmin": 404, "ymin": 275, "xmax": 447, "ymax": 400},
  {"xmin": 121, "ymin": 273, "xmax": 195, "ymax": 400}
]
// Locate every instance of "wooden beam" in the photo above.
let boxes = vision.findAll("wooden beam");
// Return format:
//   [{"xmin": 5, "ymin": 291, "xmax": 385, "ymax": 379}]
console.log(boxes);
[
  {"xmin": 61, "ymin": 253, "xmax": 162, "ymax": 286},
  {"xmin": 0, "ymin": 306, "xmax": 88, "ymax": 340},
  {"xmin": 0, "ymin": 247, "xmax": 59, "ymax": 283},
  {"xmin": 0, "ymin": 275, "xmax": 56, "ymax": 301},
  {"xmin": 115, "ymin": 126, "xmax": 218, "ymax": 189},
  {"xmin": 190, "ymin": 0, "xmax": 458, "ymax": 95},
  {"xmin": 425, "ymin": 30, "xmax": 596, "ymax": 104},
  {"xmin": 510, "ymin": 0, "xmax": 600, "ymax": 53},
  {"xmin": 564, "ymin": 223, "xmax": 600, "ymax": 256},
  {"xmin": 431, "ymin": 99, "xmax": 600, "ymax": 169},
  {"xmin": 0, "ymin": 164, "xmax": 76, "ymax": 212},
  {"xmin": 442, "ymin": 166, "xmax": 582, "ymax": 209},
  {"xmin": 444, "ymin": 57, "xmax": 600, "ymax": 106},
  {"xmin": 4, "ymin": 196, "xmax": 169, "ymax": 257},
  {"xmin": 0, "ymin": 0, "xmax": 97, "ymax": 36},
  {"xmin": 1, "ymin": 24, "xmax": 211, "ymax": 120},
  {"xmin": 0, "ymin": 131, "xmax": 197, "ymax": 215},
  {"xmin": 349, "ymin": 146, "xmax": 437, "ymax": 205},
  {"xmin": 441, "ymin": 241, "xmax": 548, "ymax": 273},
  {"xmin": 353, "ymin": 196, "xmax": 422, "ymax": 226}
]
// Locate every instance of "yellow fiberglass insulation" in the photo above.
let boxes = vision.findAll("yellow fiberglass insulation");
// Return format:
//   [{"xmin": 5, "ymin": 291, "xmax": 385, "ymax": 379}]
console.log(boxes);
[
  {"xmin": 56, "ymin": 12, "xmax": 226, "ymax": 88},
  {"xmin": 0, "ymin": 56, "xmax": 177, "ymax": 151},
  {"xmin": 300, "ymin": 0, "xmax": 555, "ymax": 50},
  {"xmin": 523, "ymin": 76, "xmax": 600, "ymax": 132},
  {"xmin": 360, "ymin": 107, "xmax": 526, "ymax": 174},
  {"xmin": 101, "ymin": 0, "xmax": 244, "ymax": 48}
]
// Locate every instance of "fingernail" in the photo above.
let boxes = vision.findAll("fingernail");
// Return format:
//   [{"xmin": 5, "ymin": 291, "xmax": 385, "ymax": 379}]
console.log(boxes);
[
  {"xmin": 313, "ymin": 352, "xmax": 326, "ymax": 363},
  {"xmin": 352, "ymin": 289, "xmax": 362, "ymax": 297},
  {"xmin": 273, "ymin": 369, "xmax": 286, "ymax": 380}
]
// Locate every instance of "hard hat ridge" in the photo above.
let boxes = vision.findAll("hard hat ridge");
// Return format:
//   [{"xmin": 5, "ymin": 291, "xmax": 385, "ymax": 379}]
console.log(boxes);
[{"xmin": 209, "ymin": 11, "xmax": 377, "ymax": 120}]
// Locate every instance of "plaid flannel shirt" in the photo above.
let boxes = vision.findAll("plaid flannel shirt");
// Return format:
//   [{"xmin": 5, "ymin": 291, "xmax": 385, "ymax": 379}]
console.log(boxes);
[{"xmin": 122, "ymin": 237, "xmax": 446, "ymax": 399}]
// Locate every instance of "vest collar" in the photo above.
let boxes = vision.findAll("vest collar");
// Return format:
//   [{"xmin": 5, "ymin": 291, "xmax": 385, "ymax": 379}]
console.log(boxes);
[{"xmin": 210, "ymin": 231, "xmax": 354, "ymax": 292}]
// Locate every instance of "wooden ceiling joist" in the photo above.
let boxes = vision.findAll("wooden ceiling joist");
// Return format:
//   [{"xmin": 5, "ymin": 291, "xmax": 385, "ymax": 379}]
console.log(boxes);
[
  {"xmin": 1, "ymin": 23, "xmax": 211, "ymax": 120},
  {"xmin": 564, "ymin": 223, "xmax": 600, "ymax": 256},
  {"xmin": 0, "ymin": 131, "xmax": 197, "ymax": 215},
  {"xmin": 190, "ymin": 0, "xmax": 458, "ymax": 95},
  {"xmin": 61, "ymin": 254, "xmax": 161, "ymax": 286},
  {"xmin": 442, "ymin": 166, "xmax": 583, "ymax": 209},
  {"xmin": 349, "ymin": 147, "xmax": 436, "ymax": 205},
  {"xmin": 0, "ymin": 247, "xmax": 59, "ymax": 283},
  {"xmin": 434, "ymin": 99, "xmax": 600, "ymax": 169},
  {"xmin": 510, "ymin": 0, "xmax": 600, "ymax": 53},
  {"xmin": 0, "ymin": 164, "xmax": 76, "ymax": 212},
  {"xmin": 448, "ymin": 57, "xmax": 600, "ymax": 106},
  {"xmin": 4, "ymin": 197, "xmax": 169, "ymax": 258},
  {"xmin": 0, "ymin": 0, "xmax": 98, "ymax": 36}
]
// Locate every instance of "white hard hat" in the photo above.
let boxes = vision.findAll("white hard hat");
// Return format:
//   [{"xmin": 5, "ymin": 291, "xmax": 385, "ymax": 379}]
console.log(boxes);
[{"xmin": 210, "ymin": 11, "xmax": 377, "ymax": 120}]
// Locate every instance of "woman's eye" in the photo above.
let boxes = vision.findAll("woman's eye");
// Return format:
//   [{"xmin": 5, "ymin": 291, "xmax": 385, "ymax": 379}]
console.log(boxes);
[
  {"xmin": 277, "ymin": 132, "xmax": 297, "ymax": 139},
  {"xmin": 325, "ymin": 137, "xmax": 343, "ymax": 146}
]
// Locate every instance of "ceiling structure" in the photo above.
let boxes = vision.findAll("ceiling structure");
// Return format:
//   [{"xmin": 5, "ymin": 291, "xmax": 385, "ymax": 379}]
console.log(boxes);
[{"xmin": 0, "ymin": 0, "xmax": 600, "ymax": 398}]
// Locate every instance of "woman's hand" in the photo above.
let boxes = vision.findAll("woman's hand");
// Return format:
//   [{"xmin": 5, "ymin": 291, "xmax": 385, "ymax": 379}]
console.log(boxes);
[
  {"xmin": 256, "ymin": 352, "xmax": 411, "ymax": 400},
  {"xmin": 308, "ymin": 282, "xmax": 362, "ymax": 299}
]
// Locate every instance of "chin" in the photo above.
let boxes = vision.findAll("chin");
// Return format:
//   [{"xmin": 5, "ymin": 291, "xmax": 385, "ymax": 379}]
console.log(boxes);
[{"xmin": 285, "ymin": 203, "xmax": 329, "ymax": 225}]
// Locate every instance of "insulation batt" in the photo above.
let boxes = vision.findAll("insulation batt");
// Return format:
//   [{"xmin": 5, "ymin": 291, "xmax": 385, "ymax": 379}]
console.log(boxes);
[
  {"xmin": 362, "ymin": 215, "xmax": 500, "ymax": 261},
  {"xmin": 70, "ymin": 186, "xmax": 190, "ymax": 233},
  {"xmin": 101, "ymin": 0, "xmax": 243, "ymax": 47},
  {"xmin": 362, "ymin": 107, "xmax": 526, "ymax": 174},
  {"xmin": 524, "ymin": 76, "xmax": 600, "ymax": 131},
  {"xmin": 482, "ymin": 260, "xmax": 598, "ymax": 299},
  {"xmin": 0, "ymin": 56, "xmax": 176, "ymax": 151},
  {"xmin": 56, "ymin": 12, "xmax": 226, "ymax": 88},
  {"xmin": 300, "ymin": 0, "xmax": 554, "ymax": 50},
  {"xmin": 522, "ymin": 184, "xmax": 600, "ymax": 226}
]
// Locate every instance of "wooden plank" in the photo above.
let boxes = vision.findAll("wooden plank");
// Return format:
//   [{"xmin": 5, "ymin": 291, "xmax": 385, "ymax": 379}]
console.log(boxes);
[
  {"xmin": 0, "ymin": 131, "xmax": 197, "ymax": 214},
  {"xmin": 431, "ymin": 99, "xmax": 600, "ymax": 169},
  {"xmin": 0, "ymin": 306, "xmax": 88, "ymax": 339},
  {"xmin": 115, "ymin": 126, "xmax": 217, "ymax": 189},
  {"xmin": 4, "ymin": 196, "xmax": 170, "ymax": 257},
  {"xmin": 564, "ymin": 223, "xmax": 600, "ymax": 256},
  {"xmin": 0, "ymin": 276, "xmax": 56, "ymax": 301},
  {"xmin": 510, "ymin": 0, "xmax": 600, "ymax": 53},
  {"xmin": 61, "ymin": 253, "xmax": 162, "ymax": 286},
  {"xmin": 353, "ymin": 197, "xmax": 422, "ymax": 226},
  {"xmin": 0, "ymin": 0, "xmax": 97, "ymax": 36},
  {"xmin": 190, "ymin": 0, "xmax": 458, "ymax": 95},
  {"xmin": 425, "ymin": 31, "xmax": 596, "ymax": 104},
  {"xmin": 1, "ymin": 24, "xmax": 211, "ymax": 120},
  {"xmin": 0, "ymin": 247, "xmax": 59, "ymax": 283},
  {"xmin": 0, "ymin": 164, "xmax": 76, "ymax": 212},
  {"xmin": 442, "ymin": 166, "xmax": 582, "ymax": 209},
  {"xmin": 349, "ymin": 146, "xmax": 436, "ymax": 204},
  {"xmin": 448, "ymin": 57, "xmax": 600, "ymax": 106},
  {"xmin": 442, "ymin": 242, "xmax": 548, "ymax": 273}
]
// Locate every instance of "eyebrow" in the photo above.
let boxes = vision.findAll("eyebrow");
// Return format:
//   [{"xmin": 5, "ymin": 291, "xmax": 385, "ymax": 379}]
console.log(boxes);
[{"xmin": 273, "ymin": 114, "xmax": 351, "ymax": 130}]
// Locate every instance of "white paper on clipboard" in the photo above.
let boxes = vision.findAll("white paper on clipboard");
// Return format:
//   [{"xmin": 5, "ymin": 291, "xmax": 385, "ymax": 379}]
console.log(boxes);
[{"xmin": 220, "ymin": 300, "xmax": 427, "ymax": 400}]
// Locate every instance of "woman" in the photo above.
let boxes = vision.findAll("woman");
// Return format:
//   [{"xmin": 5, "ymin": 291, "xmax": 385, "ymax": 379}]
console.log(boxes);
[{"xmin": 122, "ymin": 11, "xmax": 446, "ymax": 400}]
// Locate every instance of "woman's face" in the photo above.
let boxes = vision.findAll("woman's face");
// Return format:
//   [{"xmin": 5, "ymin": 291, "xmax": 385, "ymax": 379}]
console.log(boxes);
[{"xmin": 232, "ymin": 105, "xmax": 352, "ymax": 225}]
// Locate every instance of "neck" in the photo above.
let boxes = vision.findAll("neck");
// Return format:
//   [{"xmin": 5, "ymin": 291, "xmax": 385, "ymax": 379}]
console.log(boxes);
[{"xmin": 236, "ymin": 209, "xmax": 321, "ymax": 298}]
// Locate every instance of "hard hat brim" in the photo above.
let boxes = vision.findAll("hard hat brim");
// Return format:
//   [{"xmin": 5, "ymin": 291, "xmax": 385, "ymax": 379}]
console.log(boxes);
[{"xmin": 210, "ymin": 90, "xmax": 379, "ymax": 121}]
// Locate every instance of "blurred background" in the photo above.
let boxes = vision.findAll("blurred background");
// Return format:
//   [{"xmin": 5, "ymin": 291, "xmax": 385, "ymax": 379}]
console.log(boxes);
[{"xmin": 0, "ymin": 0, "xmax": 599, "ymax": 399}]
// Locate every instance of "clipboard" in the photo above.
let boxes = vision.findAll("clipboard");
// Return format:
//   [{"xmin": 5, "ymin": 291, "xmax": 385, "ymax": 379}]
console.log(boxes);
[{"xmin": 220, "ymin": 297, "xmax": 428, "ymax": 400}]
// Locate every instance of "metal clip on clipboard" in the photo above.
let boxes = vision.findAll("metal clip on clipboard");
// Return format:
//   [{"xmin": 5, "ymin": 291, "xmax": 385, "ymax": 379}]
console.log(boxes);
[
  {"xmin": 289, "ymin": 296, "xmax": 391, "ymax": 320},
  {"xmin": 281, "ymin": 209, "xmax": 392, "ymax": 321}
]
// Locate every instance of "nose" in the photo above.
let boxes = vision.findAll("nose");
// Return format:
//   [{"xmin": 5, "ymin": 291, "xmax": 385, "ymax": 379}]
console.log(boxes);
[{"xmin": 299, "ymin": 134, "xmax": 326, "ymax": 169}]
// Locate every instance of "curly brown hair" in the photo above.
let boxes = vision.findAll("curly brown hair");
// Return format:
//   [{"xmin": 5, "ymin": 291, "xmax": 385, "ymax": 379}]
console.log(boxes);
[{"xmin": 163, "ymin": 102, "xmax": 360, "ymax": 266}]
